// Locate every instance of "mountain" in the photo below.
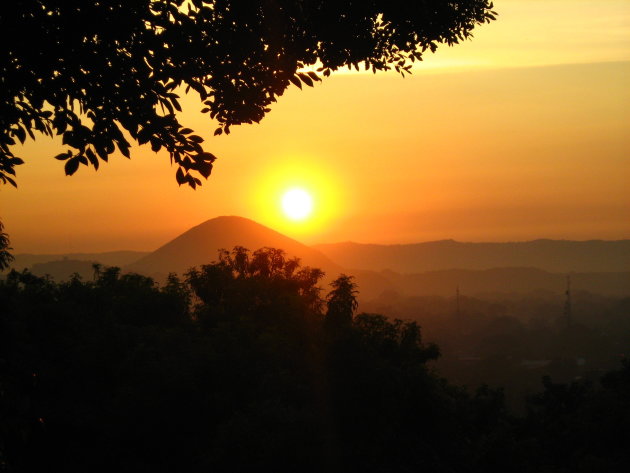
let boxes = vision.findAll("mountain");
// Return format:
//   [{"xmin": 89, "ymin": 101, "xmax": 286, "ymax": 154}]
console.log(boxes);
[
  {"xmin": 126, "ymin": 216, "xmax": 342, "ymax": 279},
  {"xmin": 10, "ymin": 218, "xmax": 628, "ymax": 298},
  {"xmin": 376, "ymin": 267, "xmax": 630, "ymax": 298},
  {"xmin": 313, "ymin": 240, "xmax": 630, "ymax": 274},
  {"xmin": 10, "ymin": 251, "xmax": 150, "ymax": 272},
  {"xmin": 30, "ymin": 260, "xmax": 98, "ymax": 282}
]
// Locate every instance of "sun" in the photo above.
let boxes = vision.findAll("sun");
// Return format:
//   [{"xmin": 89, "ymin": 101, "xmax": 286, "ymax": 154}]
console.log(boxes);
[
  {"xmin": 251, "ymin": 157, "xmax": 344, "ymax": 234},
  {"xmin": 281, "ymin": 188, "xmax": 313, "ymax": 221}
]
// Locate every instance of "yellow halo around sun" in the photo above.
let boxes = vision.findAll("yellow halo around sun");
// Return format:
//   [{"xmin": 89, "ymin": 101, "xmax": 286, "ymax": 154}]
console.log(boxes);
[
  {"xmin": 281, "ymin": 188, "xmax": 313, "ymax": 221},
  {"xmin": 250, "ymin": 156, "xmax": 346, "ymax": 236}
]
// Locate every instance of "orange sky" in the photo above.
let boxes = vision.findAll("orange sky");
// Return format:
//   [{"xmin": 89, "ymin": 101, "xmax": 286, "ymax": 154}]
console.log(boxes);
[{"xmin": 2, "ymin": 0, "xmax": 629, "ymax": 253}]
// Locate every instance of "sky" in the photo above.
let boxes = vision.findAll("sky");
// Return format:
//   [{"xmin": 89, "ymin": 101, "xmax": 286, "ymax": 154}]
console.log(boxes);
[{"xmin": 2, "ymin": 0, "xmax": 630, "ymax": 253}]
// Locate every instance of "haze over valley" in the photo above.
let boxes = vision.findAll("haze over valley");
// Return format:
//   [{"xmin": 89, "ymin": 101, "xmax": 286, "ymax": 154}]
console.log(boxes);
[{"xmin": 10, "ymin": 216, "xmax": 629, "ymax": 300}]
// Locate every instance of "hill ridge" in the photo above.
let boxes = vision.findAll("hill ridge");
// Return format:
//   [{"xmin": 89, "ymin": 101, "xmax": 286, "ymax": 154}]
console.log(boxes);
[
  {"xmin": 126, "ymin": 216, "xmax": 341, "ymax": 278},
  {"xmin": 313, "ymin": 239, "xmax": 630, "ymax": 273}
]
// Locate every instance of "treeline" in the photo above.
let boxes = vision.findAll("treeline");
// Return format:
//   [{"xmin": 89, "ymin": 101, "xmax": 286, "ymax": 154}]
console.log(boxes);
[{"xmin": 1, "ymin": 247, "xmax": 628, "ymax": 472}]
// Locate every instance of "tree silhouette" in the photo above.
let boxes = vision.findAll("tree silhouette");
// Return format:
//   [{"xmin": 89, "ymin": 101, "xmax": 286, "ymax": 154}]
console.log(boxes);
[
  {"xmin": 0, "ymin": 220, "xmax": 14, "ymax": 270},
  {"xmin": 2, "ymin": 248, "xmax": 629, "ymax": 472},
  {"xmin": 325, "ymin": 274, "xmax": 358, "ymax": 328},
  {"xmin": 1, "ymin": 0, "xmax": 496, "ymax": 188}
]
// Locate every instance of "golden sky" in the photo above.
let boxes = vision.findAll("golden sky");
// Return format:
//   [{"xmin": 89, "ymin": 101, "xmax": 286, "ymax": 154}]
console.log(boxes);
[{"xmin": 2, "ymin": 0, "xmax": 630, "ymax": 253}]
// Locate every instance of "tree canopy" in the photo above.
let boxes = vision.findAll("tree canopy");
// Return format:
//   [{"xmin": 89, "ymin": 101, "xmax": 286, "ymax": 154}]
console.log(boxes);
[
  {"xmin": 2, "ymin": 246, "xmax": 629, "ymax": 471},
  {"xmin": 0, "ymin": 221, "xmax": 14, "ymax": 270},
  {"xmin": 1, "ymin": 0, "xmax": 496, "ymax": 188}
]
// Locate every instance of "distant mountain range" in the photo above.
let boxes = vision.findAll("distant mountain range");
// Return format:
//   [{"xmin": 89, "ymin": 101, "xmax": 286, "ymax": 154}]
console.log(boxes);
[
  {"xmin": 8, "ymin": 217, "xmax": 630, "ymax": 298},
  {"xmin": 12, "ymin": 251, "xmax": 149, "ymax": 272},
  {"xmin": 313, "ymin": 240, "xmax": 630, "ymax": 273},
  {"xmin": 374, "ymin": 267, "xmax": 629, "ymax": 298}
]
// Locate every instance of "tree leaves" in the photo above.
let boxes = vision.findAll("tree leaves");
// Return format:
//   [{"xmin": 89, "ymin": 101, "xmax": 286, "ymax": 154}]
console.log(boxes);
[
  {"xmin": 0, "ymin": 0, "xmax": 496, "ymax": 188},
  {"xmin": 297, "ymin": 73, "xmax": 316, "ymax": 87},
  {"xmin": 86, "ymin": 148, "xmax": 99, "ymax": 170},
  {"xmin": 176, "ymin": 167, "xmax": 186, "ymax": 185},
  {"xmin": 54, "ymin": 152, "xmax": 72, "ymax": 161},
  {"xmin": 64, "ymin": 157, "xmax": 80, "ymax": 176},
  {"xmin": 196, "ymin": 160, "xmax": 213, "ymax": 179},
  {"xmin": 289, "ymin": 75, "xmax": 302, "ymax": 89}
]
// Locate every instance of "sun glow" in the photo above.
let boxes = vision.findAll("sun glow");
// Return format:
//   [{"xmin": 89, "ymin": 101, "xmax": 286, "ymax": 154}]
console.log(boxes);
[
  {"xmin": 282, "ymin": 188, "xmax": 313, "ymax": 221},
  {"xmin": 250, "ymin": 156, "xmax": 345, "ymax": 239}
]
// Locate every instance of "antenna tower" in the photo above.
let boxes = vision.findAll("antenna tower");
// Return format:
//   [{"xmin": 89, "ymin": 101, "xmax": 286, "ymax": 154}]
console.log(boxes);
[{"xmin": 563, "ymin": 275, "xmax": 572, "ymax": 329}]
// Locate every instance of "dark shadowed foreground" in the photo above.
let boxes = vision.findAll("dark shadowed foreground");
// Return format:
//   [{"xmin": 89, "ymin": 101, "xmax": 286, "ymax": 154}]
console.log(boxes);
[{"xmin": 1, "ymin": 247, "xmax": 628, "ymax": 472}]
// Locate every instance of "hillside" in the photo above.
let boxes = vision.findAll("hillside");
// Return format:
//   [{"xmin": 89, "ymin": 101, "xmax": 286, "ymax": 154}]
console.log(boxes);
[
  {"xmin": 126, "ymin": 216, "xmax": 342, "ymax": 279},
  {"xmin": 8, "ymin": 218, "xmax": 628, "ymax": 298},
  {"xmin": 313, "ymin": 239, "xmax": 630, "ymax": 273},
  {"xmin": 10, "ymin": 251, "xmax": 149, "ymax": 271},
  {"xmin": 376, "ymin": 267, "xmax": 630, "ymax": 298}
]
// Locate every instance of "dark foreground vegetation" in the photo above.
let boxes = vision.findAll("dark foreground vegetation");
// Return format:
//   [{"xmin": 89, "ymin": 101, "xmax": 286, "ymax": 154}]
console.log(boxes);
[
  {"xmin": 1, "ymin": 247, "xmax": 629, "ymax": 472},
  {"xmin": 366, "ymin": 290, "xmax": 630, "ymax": 412}
]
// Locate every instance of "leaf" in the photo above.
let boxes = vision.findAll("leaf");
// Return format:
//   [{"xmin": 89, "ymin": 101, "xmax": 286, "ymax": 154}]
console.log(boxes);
[
  {"xmin": 150, "ymin": 138, "xmax": 161, "ymax": 152},
  {"xmin": 4, "ymin": 175, "xmax": 16, "ymax": 187},
  {"xmin": 171, "ymin": 97, "xmax": 182, "ymax": 112},
  {"xmin": 137, "ymin": 128, "xmax": 151, "ymax": 145},
  {"xmin": 94, "ymin": 145, "xmax": 108, "ymax": 162},
  {"xmin": 65, "ymin": 157, "xmax": 80, "ymax": 176},
  {"xmin": 198, "ymin": 152, "xmax": 217, "ymax": 162},
  {"xmin": 175, "ymin": 167, "xmax": 186, "ymax": 185},
  {"xmin": 299, "ymin": 73, "xmax": 314, "ymax": 87},
  {"xmin": 214, "ymin": 128, "xmax": 223, "ymax": 136},
  {"xmin": 55, "ymin": 118, "xmax": 67, "ymax": 135},
  {"xmin": 188, "ymin": 135, "xmax": 204, "ymax": 143},
  {"xmin": 180, "ymin": 128, "xmax": 193, "ymax": 134},
  {"xmin": 86, "ymin": 148, "xmax": 99, "ymax": 170},
  {"xmin": 54, "ymin": 152, "xmax": 71, "ymax": 161},
  {"xmin": 118, "ymin": 143, "xmax": 130, "ymax": 158},
  {"xmin": 197, "ymin": 161, "xmax": 213, "ymax": 178},
  {"xmin": 14, "ymin": 127, "xmax": 26, "ymax": 144},
  {"xmin": 289, "ymin": 75, "xmax": 302, "ymax": 89}
]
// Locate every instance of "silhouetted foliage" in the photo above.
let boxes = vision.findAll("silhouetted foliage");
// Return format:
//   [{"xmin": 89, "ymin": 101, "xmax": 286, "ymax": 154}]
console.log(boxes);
[
  {"xmin": 518, "ymin": 361, "xmax": 630, "ymax": 472},
  {"xmin": 0, "ymin": 220, "xmax": 13, "ymax": 271},
  {"xmin": 0, "ymin": 0, "xmax": 496, "ymax": 187},
  {"xmin": 363, "ymin": 290, "xmax": 630, "ymax": 412},
  {"xmin": 2, "ymin": 246, "xmax": 628, "ymax": 472},
  {"xmin": 325, "ymin": 274, "xmax": 358, "ymax": 329}
]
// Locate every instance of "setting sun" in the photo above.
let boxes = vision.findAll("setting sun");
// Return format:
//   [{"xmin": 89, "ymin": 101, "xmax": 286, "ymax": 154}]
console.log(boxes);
[
  {"xmin": 249, "ymin": 156, "xmax": 345, "ymax": 240},
  {"xmin": 281, "ymin": 188, "xmax": 314, "ymax": 221}
]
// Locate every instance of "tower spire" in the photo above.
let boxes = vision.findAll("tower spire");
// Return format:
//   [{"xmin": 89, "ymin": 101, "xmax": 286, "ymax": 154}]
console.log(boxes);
[
  {"xmin": 456, "ymin": 284, "xmax": 460, "ymax": 317},
  {"xmin": 564, "ymin": 275, "xmax": 572, "ymax": 329}
]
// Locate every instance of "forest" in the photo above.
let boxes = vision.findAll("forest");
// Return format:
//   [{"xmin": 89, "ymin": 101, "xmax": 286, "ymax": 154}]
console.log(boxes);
[{"xmin": 1, "ymin": 246, "xmax": 628, "ymax": 472}]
